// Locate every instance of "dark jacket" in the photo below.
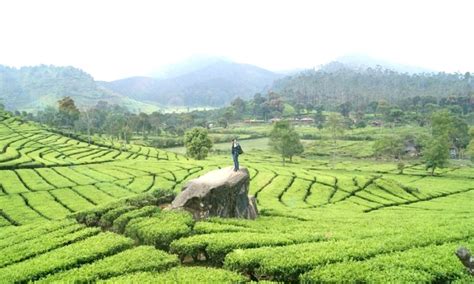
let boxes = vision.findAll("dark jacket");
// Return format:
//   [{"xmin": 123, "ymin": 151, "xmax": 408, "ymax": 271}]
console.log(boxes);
[{"xmin": 231, "ymin": 143, "xmax": 243, "ymax": 155}]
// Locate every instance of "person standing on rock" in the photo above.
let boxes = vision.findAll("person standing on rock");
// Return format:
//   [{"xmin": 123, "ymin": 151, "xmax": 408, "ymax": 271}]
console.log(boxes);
[{"xmin": 231, "ymin": 138, "xmax": 243, "ymax": 171}]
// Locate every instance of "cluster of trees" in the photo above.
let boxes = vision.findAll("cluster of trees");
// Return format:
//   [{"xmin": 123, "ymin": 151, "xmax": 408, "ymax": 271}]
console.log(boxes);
[
  {"xmin": 372, "ymin": 109, "xmax": 472, "ymax": 174},
  {"xmin": 30, "ymin": 98, "xmax": 227, "ymax": 145},
  {"xmin": 221, "ymin": 90, "xmax": 472, "ymax": 132},
  {"xmin": 223, "ymin": 92, "xmax": 286, "ymax": 123}
]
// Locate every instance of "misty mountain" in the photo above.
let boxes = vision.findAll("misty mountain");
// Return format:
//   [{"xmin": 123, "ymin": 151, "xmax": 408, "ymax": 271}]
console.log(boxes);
[
  {"xmin": 101, "ymin": 60, "xmax": 281, "ymax": 107},
  {"xmin": 0, "ymin": 65, "xmax": 160, "ymax": 113},
  {"xmin": 150, "ymin": 55, "xmax": 231, "ymax": 79}
]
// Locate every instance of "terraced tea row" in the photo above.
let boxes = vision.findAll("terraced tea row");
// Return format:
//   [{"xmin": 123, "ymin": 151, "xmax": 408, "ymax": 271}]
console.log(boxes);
[
  {"xmin": 247, "ymin": 164, "xmax": 474, "ymax": 215},
  {"xmin": 1, "ymin": 112, "xmax": 473, "ymax": 282},
  {"xmin": 0, "ymin": 116, "xmax": 186, "ymax": 169},
  {"xmin": 69, "ymin": 187, "xmax": 474, "ymax": 282},
  {"xmin": 0, "ymin": 160, "xmax": 210, "ymax": 225}
]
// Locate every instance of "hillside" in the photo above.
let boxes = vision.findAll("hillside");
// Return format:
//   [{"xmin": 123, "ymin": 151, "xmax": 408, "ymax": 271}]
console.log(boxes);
[
  {"xmin": 0, "ymin": 65, "xmax": 161, "ymax": 113},
  {"xmin": 0, "ymin": 112, "xmax": 473, "ymax": 282},
  {"xmin": 101, "ymin": 60, "xmax": 281, "ymax": 107},
  {"xmin": 273, "ymin": 62, "xmax": 473, "ymax": 108}
]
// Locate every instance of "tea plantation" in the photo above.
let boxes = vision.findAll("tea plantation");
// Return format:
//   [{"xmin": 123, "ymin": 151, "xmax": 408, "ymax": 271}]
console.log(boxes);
[{"xmin": 0, "ymin": 112, "xmax": 473, "ymax": 282}]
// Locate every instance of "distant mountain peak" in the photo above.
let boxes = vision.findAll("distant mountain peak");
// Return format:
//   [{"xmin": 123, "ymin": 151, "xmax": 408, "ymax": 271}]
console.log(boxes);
[
  {"xmin": 150, "ymin": 55, "xmax": 232, "ymax": 79},
  {"xmin": 103, "ymin": 59, "xmax": 281, "ymax": 107}
]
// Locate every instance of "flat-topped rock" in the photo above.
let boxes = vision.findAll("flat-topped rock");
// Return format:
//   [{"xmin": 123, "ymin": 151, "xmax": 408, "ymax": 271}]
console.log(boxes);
[{"xmin": 170, "ymin": 167, "xmax": 258, "ymax": 220}]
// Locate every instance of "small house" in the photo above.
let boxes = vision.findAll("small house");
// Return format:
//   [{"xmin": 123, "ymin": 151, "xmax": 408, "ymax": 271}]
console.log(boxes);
[{"xmin": 299, "ymin": 117, "xmax": 314, "ymax": 124}]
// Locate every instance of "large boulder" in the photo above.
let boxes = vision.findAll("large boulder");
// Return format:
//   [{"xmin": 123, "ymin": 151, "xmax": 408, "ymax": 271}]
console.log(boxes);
[{"xmin": 170, "ymin": 167, "xmax": 258, "ymax": 220}]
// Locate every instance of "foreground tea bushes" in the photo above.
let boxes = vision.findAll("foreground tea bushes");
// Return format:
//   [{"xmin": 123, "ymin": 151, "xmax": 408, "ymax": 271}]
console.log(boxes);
[
  {"xmin": 73, "ymin": 189, "xmax": 195, "ymax": 249},
  {"xmin": 0, "ymin": 225, "xmax": 99, "ymax": 268},
  {"xmin": 170, "ymin": 231, "xmax": 326, "ymax": 263},
  {"xmin": 224, "ymin": 222, "xmax": 474, "ymax": 281},
  {"xmin": 124, "ymin": 210, "xmax": 194, "ymax": 249},
  {"xmin": 111, "ymin": 205, "xmax": 161, "ymax": 233},
  {"xmin": 0, "ymin": 232, "xmax": 134, "ymax": 283},
  {"xmin": 0, "ymin": 219, "xmax": 76, "ymax": 248},
  {"xmin": 192, "ymin": 220, "xmax": 259, "ymax": 234},
  {"xmin": 101, "ymin": 267, "xmax": 246, "ymax": 283},
  {"xmin": 305, "ymin": 264, "xmax": 434, "ymax": 283},
  {"xmin": 37, "ymin": 246, "xmax": 179, "ymax": 283},
  {"xmin": 73, "ymin": 188, "xmax": 175, "ymax": 228},
  {"xmin": 300, "ymin": 240, "xmax": 474, "ymax": 282}
]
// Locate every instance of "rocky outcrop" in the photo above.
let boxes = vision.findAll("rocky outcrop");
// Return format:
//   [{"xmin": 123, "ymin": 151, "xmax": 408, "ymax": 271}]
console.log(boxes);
[
  {"xmin": 170, "ymin": 167, "xmax": 258, "ymax": 220},
  {"xmin": 456, "ymin": 247, "xmax": 474, "ymax": 275}
]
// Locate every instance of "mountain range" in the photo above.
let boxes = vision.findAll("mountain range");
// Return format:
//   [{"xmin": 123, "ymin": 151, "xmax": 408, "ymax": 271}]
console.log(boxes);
[
  {"xmin": 0, "ymin": 55, "xmax": 450, "ymax": 113},
  {"xmin": 0, "ymin": 58, "xmax": 281, "ymax": 112},
  {"xmin": 99, "ymin": 59, "xmax": 280, "ymax": 107}
]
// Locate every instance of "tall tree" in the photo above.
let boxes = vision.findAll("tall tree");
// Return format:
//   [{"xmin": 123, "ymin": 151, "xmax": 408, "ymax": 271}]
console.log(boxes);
[
  {"xmin": 337, "ymin": 101, "xmax": 352, "ymax": 117},
  {"xmin": 137, "ymin": 112, "xmax": 151, "ymax": 136},
  {"xmin": 326, "ymin": 112, "xmax": 345, "ymax": 162},
  {"xmin": 430, "ymin": 109, "xmax": 469, "ymax": 158},
  {"xmin": 231, "ymin": 97, "xmax": 246, "ymax": 119},
  {"xmin": 424, "ymin": 135, "xmax": 450, "ymax": 175},
  {"xmin": 326, "ymin": 113, "xmax": 345, "ymax": 145},
  {"xmin": 56, "ymin": 96, "xmax": 80, "ymax": 130},
  {"xmin": 451, "ymin": 116, "xmax": 470, "ymax": 158},
  {"xmin": 467, "ymin": 128, "xmax": 474, "ymax": 161},
  {"xmin": 265, "ymin": 92, "xmax": 284, "ymax": 118},
  {"xmin": 74, "ymin": 108, "xmax": 94, "ymax": 145},
  {"xmin": 314, "ymin": 106, "xmax": 326, "ymax": 130},
  {"xmin": 252, "ymin": 93, "xmax": 266, "ymax": 119},
  {"xmin": 221, "ymin": 108, "xmax": 234, "ymax": 128},
  {"xmin": 269, "ymin": 120, "xmax": 304, "ymax": 165},
  {"xmin": 184, "ymin": 127, "xmax": 213, "ymax": 160}
]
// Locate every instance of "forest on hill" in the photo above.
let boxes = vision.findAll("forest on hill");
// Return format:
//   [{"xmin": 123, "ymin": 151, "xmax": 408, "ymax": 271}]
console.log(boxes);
[{"xmin": 273, "ymin": 63, "xmax": 473, "ymax": 109}]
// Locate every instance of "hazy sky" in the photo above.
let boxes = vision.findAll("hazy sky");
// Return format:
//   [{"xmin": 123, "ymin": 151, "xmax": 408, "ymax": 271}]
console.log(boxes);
[{"xmin": 0, "ymin": 0, "xmax": 473, "ymax": 80}]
